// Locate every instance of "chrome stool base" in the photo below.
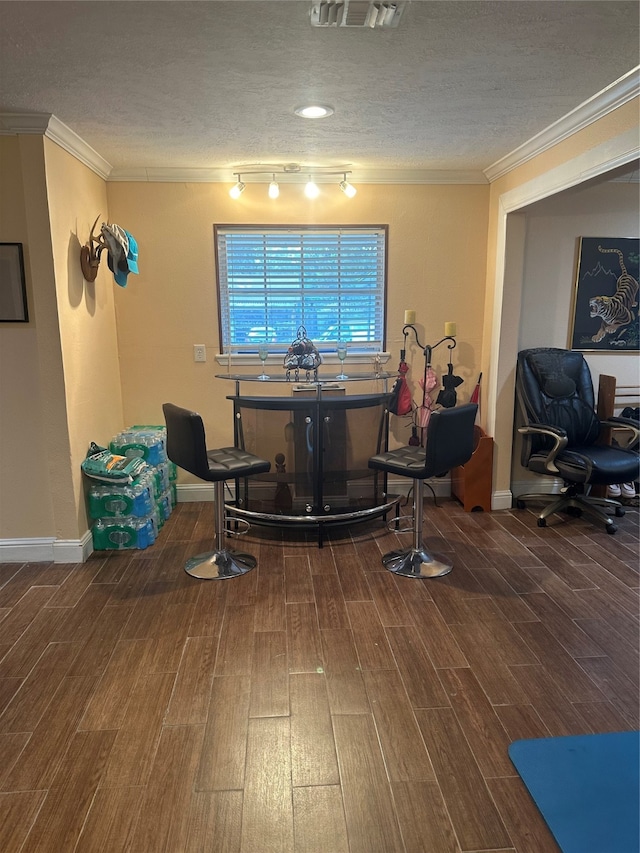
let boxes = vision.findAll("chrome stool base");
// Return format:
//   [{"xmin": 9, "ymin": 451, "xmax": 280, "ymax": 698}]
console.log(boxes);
[
  {"xmin": 382, "ymin": 547, "xmax": 452, "ymax": 578},
  {"xmin": 185, "ymin": 549, "xmax": 257, "ymax": 580}
]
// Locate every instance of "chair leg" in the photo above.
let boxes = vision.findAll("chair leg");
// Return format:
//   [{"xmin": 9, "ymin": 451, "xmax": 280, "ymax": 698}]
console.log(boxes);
[
  {"xmin": 184, "ymin": 480, "xmax": 258, "ymax": 579},
  {"xmin": 517, "ymin": 489, "xmax": 622, "ymax": 532},
  {"xmin": 381, "ymin": 478, "xmax": 453, "ymax": 578}
]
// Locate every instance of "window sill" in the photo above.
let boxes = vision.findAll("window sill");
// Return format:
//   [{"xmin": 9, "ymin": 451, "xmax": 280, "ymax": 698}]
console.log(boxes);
[{"xmin": 215, "ymin": 352, "xmax": 391, "ymax": 367}]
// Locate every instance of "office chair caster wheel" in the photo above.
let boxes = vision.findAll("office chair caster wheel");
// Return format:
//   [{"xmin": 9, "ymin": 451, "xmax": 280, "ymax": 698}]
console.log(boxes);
[
  {"xmin": 606, "ymin": 523, "xmax": 617, "ymax": 534},
  {"xmin": 614, "ymin": 506, "xmax": 625, "ymax": 517},
  {"xmin": 516, "ymin": 499, "xmax": 526, "ymax": 509},
  {"xmin": 537, "ymin": 517, "xmax": 547, "ymax": 528}
]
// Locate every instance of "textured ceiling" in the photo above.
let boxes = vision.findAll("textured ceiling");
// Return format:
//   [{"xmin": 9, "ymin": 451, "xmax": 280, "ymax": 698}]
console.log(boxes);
[{"xmin": 0, "ymin": 1, "xmax": 638, "ymax": 178}]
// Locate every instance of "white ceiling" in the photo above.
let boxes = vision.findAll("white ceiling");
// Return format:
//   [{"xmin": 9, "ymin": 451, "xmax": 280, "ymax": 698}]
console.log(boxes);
[{"xmin": 0, "ymin": 1, "xmax": 638, "ymax": 182}]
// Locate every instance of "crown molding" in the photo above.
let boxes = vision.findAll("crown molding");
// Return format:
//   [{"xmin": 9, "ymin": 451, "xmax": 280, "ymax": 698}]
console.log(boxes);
[
  {"xmin": 107, "ymin": 166, "xmax": 489, "ymax": 184},
  {"xmin": 498, "ymin": 128, "xmax": 639, "ymax": 214},
  {"xmin": 0, "ymin": 112, "xmax": 112, "ymax": 179},
  {"xmin": 353, "ymin": 169, "xmax": 487, "ymax": 184},
  {"xmin": 108, "ymin": 167, "xmax": 227, "ymax": 182},
  {"xmin": 45, "ymin": 115, "xmax": 112, "ymax": 179},
  {"xmin": 0, "ymin": 112, "xmax": 51, "ymax": 134},
  {"xmin": 484, "ymin": 66, "xmax": 640, "ymax": 182}
]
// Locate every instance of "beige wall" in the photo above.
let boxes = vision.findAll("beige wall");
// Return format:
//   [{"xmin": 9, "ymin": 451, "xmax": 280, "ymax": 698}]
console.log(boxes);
[
  {"xmin": 0, "ymin": 136, "xmax": 55, "ymax": 538},
  {"xmin": 43, "ymin": 138, "xmax": 124, "ymax": 537},
  {"xmin": 0, "ymin": 134, "xmax": 122, "ymax": 543},
  {"xmin": 106, "ymin": 181, "xmax": 490, "ymax": 474}
]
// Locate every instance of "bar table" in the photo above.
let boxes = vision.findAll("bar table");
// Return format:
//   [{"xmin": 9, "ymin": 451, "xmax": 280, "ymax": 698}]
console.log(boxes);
[{"xmin": 216, "ymin": 372, "xmax": 400, "ymax": 546}]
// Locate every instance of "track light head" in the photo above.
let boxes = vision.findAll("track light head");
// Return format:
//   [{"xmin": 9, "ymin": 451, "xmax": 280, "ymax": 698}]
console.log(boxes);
[
  {"xmin": 339, "ymin": 174, "xmax": 357, "ymax": 198},
  {"xmin": 268, "ymin": 175, "xmax": 280, "ymax": 199},
  {"xmin": 304, "ymin": 178, "xmax": 320, "ymax": 199},
  {"xmin": 229, "ymin": 176, "xmax": 245, "ymax": 199}
]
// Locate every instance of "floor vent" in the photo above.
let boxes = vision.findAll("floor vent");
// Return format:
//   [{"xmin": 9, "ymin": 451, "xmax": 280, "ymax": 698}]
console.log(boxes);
[{"xmin": 310, "ymin": 1, "xmax": 405, "ymax": 28}]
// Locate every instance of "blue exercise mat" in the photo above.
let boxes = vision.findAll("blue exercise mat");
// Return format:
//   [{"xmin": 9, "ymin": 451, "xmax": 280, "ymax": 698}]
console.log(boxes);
[{"xmin": 509, "ymin": 731, "xmax": 640, "ymax": 853}]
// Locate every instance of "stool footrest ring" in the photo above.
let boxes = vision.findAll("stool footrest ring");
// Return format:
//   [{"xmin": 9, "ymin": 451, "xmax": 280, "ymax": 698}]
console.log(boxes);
[
  {"xmin": 386, "ymin": 517, "xmax": 415, "ymax": 534},
  {"xmin": 223, "ymin": 517, "xmax": 251, "ymax": 537}
]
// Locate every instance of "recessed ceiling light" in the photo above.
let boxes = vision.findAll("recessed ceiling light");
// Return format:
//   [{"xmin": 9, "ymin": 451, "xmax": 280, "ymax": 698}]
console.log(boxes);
[{"xmin": 294, "ymin": 105, "xmax": 334, "ymax": 119}]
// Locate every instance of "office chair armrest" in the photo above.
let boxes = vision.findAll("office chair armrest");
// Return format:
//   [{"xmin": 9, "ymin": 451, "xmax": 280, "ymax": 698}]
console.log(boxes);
[
  {"xmin": 602, "ymin": 417, "xmax": 640, "ymax": 451},
  {"xmin": 518, "ymin": 424, "xmax": 568, "ymax": 474}
]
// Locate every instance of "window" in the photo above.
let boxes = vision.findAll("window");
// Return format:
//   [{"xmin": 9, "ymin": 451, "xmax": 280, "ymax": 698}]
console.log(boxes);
[{"xmin": 215, "ymin": 225, "xmax": 387, "ymax": 353}]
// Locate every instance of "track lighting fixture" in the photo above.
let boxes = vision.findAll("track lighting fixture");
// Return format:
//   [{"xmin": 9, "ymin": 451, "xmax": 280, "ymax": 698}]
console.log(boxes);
[
  {"xmin": 229, "ymin": 177, "xmax": 245, "ymax": 199},
  {"xmin": 339, "ymin": 173, "xmax": 357, "ymax": 198},
  {"xmin": 228, "ymin": 168, "xmax": 357, "ymax": 200}
]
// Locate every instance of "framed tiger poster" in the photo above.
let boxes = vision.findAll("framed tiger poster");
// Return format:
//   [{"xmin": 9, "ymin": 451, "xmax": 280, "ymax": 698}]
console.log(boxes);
[{"xmin": 569, "ymin": 237, "xmax": 639, "ymax": 352}]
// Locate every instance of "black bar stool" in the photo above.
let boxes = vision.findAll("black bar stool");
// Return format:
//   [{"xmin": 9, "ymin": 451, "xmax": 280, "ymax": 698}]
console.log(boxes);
[
  {"xmin": 368, "ymin": 403, "xmax": 477, "ymax": 578},
  {"xmin": 163, "ymin": 403, "xmax": 270, "ymax": 579}
]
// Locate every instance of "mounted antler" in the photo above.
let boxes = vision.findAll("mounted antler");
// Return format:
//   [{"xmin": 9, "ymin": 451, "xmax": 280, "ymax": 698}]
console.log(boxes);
[{"xmin": 80, "ymin": 215, "xmax": 107, "ymax": 282}]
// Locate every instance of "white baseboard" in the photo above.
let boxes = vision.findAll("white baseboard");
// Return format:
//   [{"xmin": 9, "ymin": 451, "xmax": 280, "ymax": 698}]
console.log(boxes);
[
  {"xmin": 511, "ymin": 478, "xmax": 563, "ymax": 498},
  {"xmin": 491, "ymin": 478, "xmax": 562, "ymax": 511},
  {"xmin": 53, "ymin": 530, "xmax": 94, "ymax": 563},
  {"xmin": 387, "ymin": 476, "xmax": 452, "ymax": 497},
  {"xmin": 0, "ymin": 529, "xmax": 93, "ymax": 565},
  {"xmin": 176, "ymin": 483, "xmax": 216, "ymax": 501},
  {"xmin": 0, "ymin": 536, "xmax": 56, "ymax": 563},
  {"xmin": 383, "ymin": 478, "xmax": 516, "ymax": 512},
  {"xmin": 492, "ymin": 489, "xmax": 513, "ymax": 511}
]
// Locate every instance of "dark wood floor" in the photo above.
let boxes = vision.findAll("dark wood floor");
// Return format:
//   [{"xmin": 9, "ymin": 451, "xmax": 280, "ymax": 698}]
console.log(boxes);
[{"xmin": 0, "ymin": 496, "xmax": 638, "ymax": 852}]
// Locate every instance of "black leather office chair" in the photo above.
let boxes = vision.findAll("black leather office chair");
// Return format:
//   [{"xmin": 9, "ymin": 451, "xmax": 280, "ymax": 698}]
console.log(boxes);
[
  {"xmin": 163, "ymin": 403, "xmax": 270, "ymax": 579},
  {"xmin": 515, "ymin": 348, "xmax": 640, "ymax": 534},
  {"xmin": 368, "ymin": 403, "xmax": 477, "ymax": 578}
]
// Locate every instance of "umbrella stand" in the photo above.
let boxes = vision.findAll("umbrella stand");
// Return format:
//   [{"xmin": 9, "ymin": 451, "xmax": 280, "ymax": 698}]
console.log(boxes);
[
  {"xmin": 402, "ymin": 323, "xmax": 458, "ymax": 368},
  {"xmin": 402, "ymin": 323, "xmax": 458, "ymax": 443}
]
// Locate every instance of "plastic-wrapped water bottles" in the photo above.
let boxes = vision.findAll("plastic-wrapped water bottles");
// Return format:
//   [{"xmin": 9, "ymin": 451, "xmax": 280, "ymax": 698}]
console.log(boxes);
[
  {"xmin": 88, "ymin": 425, "xmax": 175, "ymax": 551},
  {"xmin": 92, "ymin": 516, "xmax": 156, "ymax": 550},
  {"xmin": 88, "ymin": 480, "xmax": 154, "ymax": 518},
  {"xmin": 110, "ymin": 429, "xmax": 167, "ymax": 467}
]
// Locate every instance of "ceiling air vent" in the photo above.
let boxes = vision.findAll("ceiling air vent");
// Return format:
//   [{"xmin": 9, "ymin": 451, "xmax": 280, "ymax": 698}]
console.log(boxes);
[{"xmin": 310, "ymin": 1, "xmax": 405, "ymax": 28}]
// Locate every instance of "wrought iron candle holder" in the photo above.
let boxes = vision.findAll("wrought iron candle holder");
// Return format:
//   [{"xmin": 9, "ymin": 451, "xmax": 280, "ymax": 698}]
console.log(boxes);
[{"xmin": 401, "ymin": 324, "xmax": 457, "ymax": 364}]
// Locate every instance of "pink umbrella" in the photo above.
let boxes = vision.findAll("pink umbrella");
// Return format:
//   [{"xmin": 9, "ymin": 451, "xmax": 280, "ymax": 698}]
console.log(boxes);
[{"xmin": 417, "ymin": 363, "xmax": 438, "ymax": 442}]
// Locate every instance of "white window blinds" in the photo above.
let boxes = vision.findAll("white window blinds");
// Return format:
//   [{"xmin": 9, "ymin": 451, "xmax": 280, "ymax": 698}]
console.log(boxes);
[{"xmin": 216, "ymin": 225, "xmax": 387, "ymax": 352}]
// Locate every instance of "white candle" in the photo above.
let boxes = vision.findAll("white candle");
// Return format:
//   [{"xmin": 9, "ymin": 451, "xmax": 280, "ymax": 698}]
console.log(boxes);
[
  {"xmin": 444, "ymin": 321, "xmax": 456, "ymax": 337},
  {"xmin": 404, "ymin": 309, "xmax": 416, "ymax": 325}
]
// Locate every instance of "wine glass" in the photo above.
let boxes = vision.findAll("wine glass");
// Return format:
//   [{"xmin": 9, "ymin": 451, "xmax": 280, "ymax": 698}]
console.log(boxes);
[
  {"xmin": 258, "ymin": 344, "xmax": 269, "ymax": 380},
  {"xmin": 336, "ymin": 341, "xmax": 348, "ymax": 379}
]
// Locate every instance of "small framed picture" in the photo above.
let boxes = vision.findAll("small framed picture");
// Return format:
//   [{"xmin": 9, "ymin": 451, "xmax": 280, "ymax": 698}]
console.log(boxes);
[
  {"xmin": 569, "ymin": 237, "xmax": 639, "ymax": 352},
  {"xmin": 0, "ymin": 243, "xmax": 28, "ymax": 322}
]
